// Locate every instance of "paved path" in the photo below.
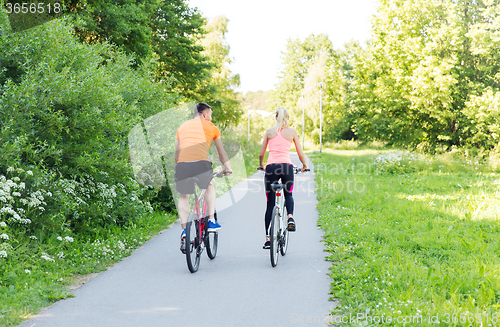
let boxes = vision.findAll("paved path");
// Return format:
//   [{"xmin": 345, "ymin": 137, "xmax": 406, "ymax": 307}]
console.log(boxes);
[{"xmin": 20, "ymin": 154, "xmax": 332, "ymax": 327}]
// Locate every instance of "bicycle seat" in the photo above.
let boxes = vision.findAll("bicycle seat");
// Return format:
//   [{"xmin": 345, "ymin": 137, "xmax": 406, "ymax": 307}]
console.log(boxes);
[{"xmin": 271, "ymin": 183, "xmax": 286, "ymax": 191}]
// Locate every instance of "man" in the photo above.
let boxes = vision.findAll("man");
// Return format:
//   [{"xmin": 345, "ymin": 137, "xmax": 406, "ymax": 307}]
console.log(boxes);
[{"xmin": 175, "ymin": 102, "xmax": 232, "ymax": 253}]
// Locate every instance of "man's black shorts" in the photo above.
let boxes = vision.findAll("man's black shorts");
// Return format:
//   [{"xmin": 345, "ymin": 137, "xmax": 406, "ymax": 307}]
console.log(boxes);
[{"xmin": 175, "ymin": 161, "xmax": 214, "ymax": 194}]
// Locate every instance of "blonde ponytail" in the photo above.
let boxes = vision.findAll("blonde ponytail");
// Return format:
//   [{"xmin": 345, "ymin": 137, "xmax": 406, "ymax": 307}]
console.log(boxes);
[{"xmin": 275, "ymin": 107, "xmax": 290, "ymax": 132}]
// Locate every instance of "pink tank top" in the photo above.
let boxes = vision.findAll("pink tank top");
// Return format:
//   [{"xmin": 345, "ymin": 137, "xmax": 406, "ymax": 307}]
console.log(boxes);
[{"xmin": 266, "ymin": 129, "xmax": 292, "ymax": 165}]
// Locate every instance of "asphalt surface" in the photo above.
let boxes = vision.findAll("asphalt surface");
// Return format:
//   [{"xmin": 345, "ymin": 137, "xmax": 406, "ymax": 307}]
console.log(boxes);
[{"xmin": 20, "ymin": 154, "xmax": 333, "ymax": 327}]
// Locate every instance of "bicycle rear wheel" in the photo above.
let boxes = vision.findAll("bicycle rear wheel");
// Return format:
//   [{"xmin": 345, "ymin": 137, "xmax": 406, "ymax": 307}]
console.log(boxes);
[
  {"xmin": 280, "ymin": 206, "xmax": 289, "ymax": 256},
  {"xmin": 206, "ymin": 211, "xmax": 218, "ymax": 259},
  {"xmin": 186, "ymin": 213, "xmax": 201, "ymax": 273},
  {"xmin": 269, "ymin": 206, "xmax": 280, "ymax": 267}
]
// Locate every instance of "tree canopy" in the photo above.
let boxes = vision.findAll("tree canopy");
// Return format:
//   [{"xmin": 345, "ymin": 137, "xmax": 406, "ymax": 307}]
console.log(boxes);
[
  {"xmin": 65, "ymin": 0, "xmax": 238, "ymax": 110},
  {"xmin": 272, "ymin": 0, "xmax": 500, "ymax": 153}
]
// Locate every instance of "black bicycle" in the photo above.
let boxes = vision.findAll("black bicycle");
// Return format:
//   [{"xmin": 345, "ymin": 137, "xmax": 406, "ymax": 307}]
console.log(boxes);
[{"xmin": 258, "ymin": 166, "xmax": 309, "ymax": 267}]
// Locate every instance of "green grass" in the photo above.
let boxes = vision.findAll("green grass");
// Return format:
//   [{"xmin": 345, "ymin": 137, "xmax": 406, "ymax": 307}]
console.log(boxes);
[
  {"xmin": 311, "ymin": 148, "xmax": 500, "ymax": 326},
  {"xmin": 239, "ymin": 137, "xmax": 267, "ymax": 177},
  {"xmin": 0, "ymin": 211, "xmax": 177, "ymax": 327}
]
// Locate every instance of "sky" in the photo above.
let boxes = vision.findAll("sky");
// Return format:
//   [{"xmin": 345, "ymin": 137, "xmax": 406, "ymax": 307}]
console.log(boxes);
[{"xmin": 187, "ymin": 0, "xmax": 378, "ymax": 94}]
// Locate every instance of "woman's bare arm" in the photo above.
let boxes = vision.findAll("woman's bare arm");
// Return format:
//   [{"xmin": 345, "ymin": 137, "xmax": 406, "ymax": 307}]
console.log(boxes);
[
  {"xmin": 292, "ymin": 129, "xmax": 308, "ymax": 171},
  {"xmin": 259, "ymin": 130, "xmax": 269, "ymax": 169}
]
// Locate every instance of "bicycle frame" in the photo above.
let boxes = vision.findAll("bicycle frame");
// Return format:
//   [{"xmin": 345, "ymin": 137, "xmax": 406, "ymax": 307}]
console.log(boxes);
[
  {"xmin": 191, "ymin": 188, "xmax": 207, "ymax": 247},
  {"xmin": 185, "ymin": 172, "xmax": 227, "ymax": 273},
  {"xmin": 274, "ymin": 186, "xmax": 286, "ymax": 238}
]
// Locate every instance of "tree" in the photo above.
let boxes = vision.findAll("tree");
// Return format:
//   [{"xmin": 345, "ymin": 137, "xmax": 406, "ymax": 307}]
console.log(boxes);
[
  {"xmin": 151, "ymin": 0, "xmax": 212, "ymax": 97},
  {"xmin": 316, "ymin": 0, "xmax": 499, "ymax": 150},
  {"xmin": 66, "ymin": 0, "xmax": 159, "ymax": 63},
  {"xmin": 66, "ymin": 0, "xmax": 212, "ymax": 98},
  {"xmin": 194, "ymin": 15, "xmax": 241, "ymax": 128},
  {"xmin": 271, "ymin": 34, "xmax": 334, "ymax": 143}
]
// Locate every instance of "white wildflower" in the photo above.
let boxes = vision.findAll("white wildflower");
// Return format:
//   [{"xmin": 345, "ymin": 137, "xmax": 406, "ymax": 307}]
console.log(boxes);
[
  {"xmin": 0, "ymin": 222, "xmax": 6, "ymax": 227},
  {"xmin": 8, "ymin": 212, "xmax": 21, "ymax": 222},
  {"xmin": 25, "ymin": 269, "xmax": 31, "ymax": 274},
  {"xmin": 2, "ymin": 207, "xmax": 15, "ymax": 215},
  {"xmin": 12, "ymin": 177, "xmax": 20, "ymax": 182},
  {"xmin": 41, "ymin": 253, "xmax": 54, "ymax": 262},
  {"xmin": 19, "ymin": 182, "xmax": 25, "ymax": 189},
  {"xmin": 6, "ymin": 167, "xmax": 14, "ymax": 172},
  {"xmin": 57, "ymin": 236, "xmax": 63, "ymax": 241},
  {"xmin": 29, "ymin": 235, "xmax": 37, "ymax": 240},
  {"xmin": 26, "ymin": 170, "xmax": 33, "ymax": 176},
  {"xmin": 12, "ymin": 192, "xmax": 21, "ymax": 197},
  {"xmin": 16, "ymin": 168, "xmax": 24, "ymax": 173},
  {"xmin": 0, "ymin": 234, "xmax": 9, "ymax": 240},
  {"xmin": 0, "ymin": 250, "xmax": 7, "ymax": 258},
  {"xmin": 58, "ymin": 252, "xmax": 65, "ymax": 258},
  {"xmin": 64, "ymin": 236, "xmax": 74, "ymax": 243},
  {"xmin": 117, "ymin": 240, "xmax": 125, "ymax": 251}
]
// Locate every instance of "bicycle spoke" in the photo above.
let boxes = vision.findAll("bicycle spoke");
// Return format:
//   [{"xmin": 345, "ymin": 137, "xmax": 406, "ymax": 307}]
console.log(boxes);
[{"xmin": 280, "ymin": 206, "xmax": 289, "ymax": 256}]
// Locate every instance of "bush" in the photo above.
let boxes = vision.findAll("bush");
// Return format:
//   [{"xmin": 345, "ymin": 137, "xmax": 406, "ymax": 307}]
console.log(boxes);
[{"xmin": 0, "ymin": 18, "xmax": 178, "ymax": 237}]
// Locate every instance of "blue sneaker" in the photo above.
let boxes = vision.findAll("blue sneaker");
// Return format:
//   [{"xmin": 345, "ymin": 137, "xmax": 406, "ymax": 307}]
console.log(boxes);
[
  {"xmin": 180, "ymin": 229, "xmax": 186, "ymax": 254},
  {"xmin": 207, "ymin": 220, "xmax": 221, "ymax": 232}
]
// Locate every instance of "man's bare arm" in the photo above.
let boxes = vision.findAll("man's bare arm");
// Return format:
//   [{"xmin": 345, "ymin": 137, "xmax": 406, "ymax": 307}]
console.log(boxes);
[{"xmin": 213, "ymin": 138, "xmax": 232, "ymax": 173}]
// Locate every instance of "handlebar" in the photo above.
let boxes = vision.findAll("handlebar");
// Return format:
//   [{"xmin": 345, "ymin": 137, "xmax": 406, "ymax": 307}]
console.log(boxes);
[
  {"xmin": 215, "ymin": 171, "xmax": 232, "ymax": 178},
  {"xmin": 257, "ymin": 166, "xmax": 310, "ymax": 174},
  {"xmin": 293, "ymin": 167, "xmax": 310, "ymax": 174}
]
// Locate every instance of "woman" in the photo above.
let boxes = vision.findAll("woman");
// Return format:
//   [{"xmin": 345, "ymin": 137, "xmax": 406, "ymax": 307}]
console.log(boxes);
[{"xmin": 259, "ymin": 107, "xmax": 308, "ymax": 249}]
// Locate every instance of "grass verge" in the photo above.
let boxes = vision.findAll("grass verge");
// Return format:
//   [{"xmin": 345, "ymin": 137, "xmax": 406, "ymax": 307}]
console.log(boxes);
[
  {"xmin": 311, "ymin": 148, "xmax": 500, "ymax": 326},
  {"xmin": 1, "ymin": 211, "xmax": 177, "ymax": 327}
]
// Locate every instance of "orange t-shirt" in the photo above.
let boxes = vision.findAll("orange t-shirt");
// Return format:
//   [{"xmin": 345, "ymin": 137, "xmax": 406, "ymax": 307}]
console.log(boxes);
[{"xmin": 176, "ymin": 119, "xmax": 221, "ymax": 163}]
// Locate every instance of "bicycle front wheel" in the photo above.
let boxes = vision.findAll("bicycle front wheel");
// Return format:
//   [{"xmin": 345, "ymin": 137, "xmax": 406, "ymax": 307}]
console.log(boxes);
[
  {"xmin": 206, "ymin": 211, "xmax": 218, "ymax": 259},
  {"xmin": 269, "ymin": 206, "xmax": 280, "ymax": 267},
  {"xmin": 186, "ymin": 214, "xmax": 201, "ymax": 273},
  {"xmin": 280, "ymin": 206, "xmax": 289, "ymax": 256}
]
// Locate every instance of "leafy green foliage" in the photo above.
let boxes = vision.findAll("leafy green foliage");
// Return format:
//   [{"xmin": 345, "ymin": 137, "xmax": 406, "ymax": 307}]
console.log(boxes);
[
  {"xmin": 67, "ymin": 0, "xmax": 157, "ymax": 62},
  {"xmin": 151, "ymin": 0, "xmax": 212, "ymax": 96},
  {"xmin": 348, "ymin": 0, "xmax": 500, "ymax": 150},
  {"xmin": 0, "ymin": 18, "xmax": 177, "ymax": 234},
  {"xmin": 195, "ymin": 15, "xmax": 241, "ymax": 128},
  {"xmin": 273, "ymin": 0, "xmax": 500, "ymax": 154},
  {"xmin": 66, "ymin": 0, "xmax": 214, "ymax": 99},
  {"xmin": 270, "ymin": 34, "xmax": 334, "ymax": 139}
]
